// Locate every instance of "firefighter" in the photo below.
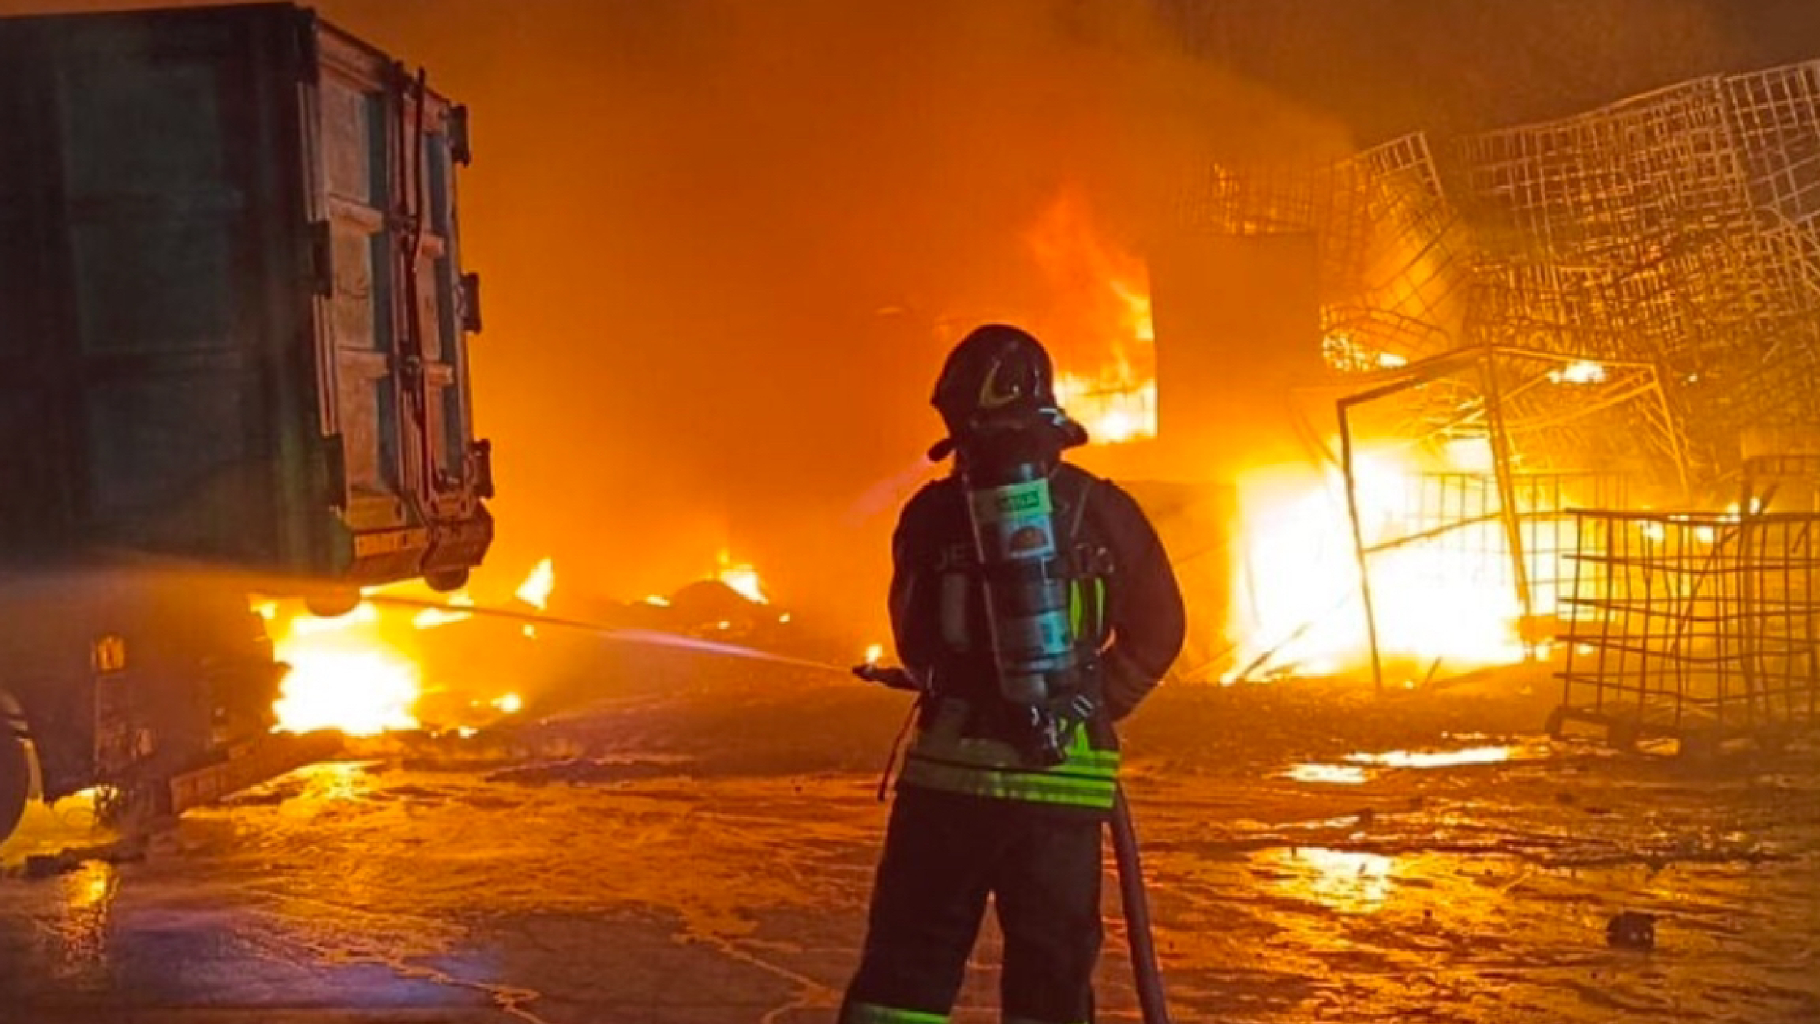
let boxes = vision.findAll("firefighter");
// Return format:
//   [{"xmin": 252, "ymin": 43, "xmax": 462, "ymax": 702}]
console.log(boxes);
[{"xmin": 842, "ymin": 323, "xmax": 1186, "ymax": 1024}]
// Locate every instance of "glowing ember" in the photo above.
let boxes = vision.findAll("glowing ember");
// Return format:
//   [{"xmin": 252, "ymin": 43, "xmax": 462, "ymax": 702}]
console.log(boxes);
[
  {"xmin": 491, "ymin": 693, "xmax": 523, "ymax": 714},
  {"xmin": 271, "ymin": 602, "xmax": 420, "ymax": 736},
  {"xmin": 515, "ymin": 558, "xmax": 555, "ymax": 610},
  {"xmin": 1548, "ymin": 360, "xmax": 1607, "ymax": 384}
]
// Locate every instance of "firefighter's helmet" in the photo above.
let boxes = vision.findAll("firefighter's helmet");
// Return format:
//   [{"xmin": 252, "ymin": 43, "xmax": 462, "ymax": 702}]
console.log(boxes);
[{"xmin": 930, "ymin": 325, "xmax": 1086, "ymax": 457}]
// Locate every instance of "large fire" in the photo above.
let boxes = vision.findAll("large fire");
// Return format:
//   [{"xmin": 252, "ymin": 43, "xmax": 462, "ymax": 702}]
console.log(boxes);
[
  {"xmin": 267, "ymin": 600, "xmax": 420, "ymax": 736},
  {"xmin": 266, "ymin": 559, "xmax": 554, "ymax": 735},
  {"xmin": 1028, "ymin": 188, "xmax": 1157, "ymax": 444},
  {"xmin": 1227, "ymin": 448, "xmax": 1532, "ymax": 681},
  {"xmin": 1027, "ymin": 187, "xmax": 1540, "ymax": 681}
]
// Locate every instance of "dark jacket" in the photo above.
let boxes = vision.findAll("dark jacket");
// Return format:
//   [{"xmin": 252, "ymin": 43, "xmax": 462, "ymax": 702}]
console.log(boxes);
[{"xmin": 886, "ymin": 461, "xmax": 1185, "ymax": 809}]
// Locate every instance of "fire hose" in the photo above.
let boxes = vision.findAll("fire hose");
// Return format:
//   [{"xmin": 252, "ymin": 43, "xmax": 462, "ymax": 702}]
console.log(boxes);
[
  {"xmin": 360, "ymin": 595, "xmax": 1176, "ymax": 1021},
  {"xmin": 854, "ymin": 663, "xmax": 1172, "ymax": 1024},
  {"xmin": 1112, "ymin": 782, "xmax": 1172, "ymax": 1024}
]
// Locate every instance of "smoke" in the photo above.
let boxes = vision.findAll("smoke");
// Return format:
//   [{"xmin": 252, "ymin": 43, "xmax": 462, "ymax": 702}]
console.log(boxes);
[
  {"xmin": 7, "ymin": 0, "xmax": 1796, "ymax": 643},
  {"xmin": 293, "ymin": 0, "xmax": 1350, "ymax": 639}
]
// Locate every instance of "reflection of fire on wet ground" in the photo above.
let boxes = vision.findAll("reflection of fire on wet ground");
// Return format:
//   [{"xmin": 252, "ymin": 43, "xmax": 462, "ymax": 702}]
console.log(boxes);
[{"xmin": 6, "ymin": 657, "xmax": 1819, "ymax": 1022}]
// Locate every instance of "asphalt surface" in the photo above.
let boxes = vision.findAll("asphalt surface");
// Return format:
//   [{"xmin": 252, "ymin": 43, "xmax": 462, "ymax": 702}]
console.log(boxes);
[{"xmin": 3, "ymin": 651, "xmax": 1818, "ymax": 1024}]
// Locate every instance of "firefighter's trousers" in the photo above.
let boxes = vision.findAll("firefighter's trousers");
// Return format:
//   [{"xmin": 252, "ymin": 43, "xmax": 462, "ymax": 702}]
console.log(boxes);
[{"xmin": 841, "ymin": 786, "xmax": 1103, "ymax": 1024}]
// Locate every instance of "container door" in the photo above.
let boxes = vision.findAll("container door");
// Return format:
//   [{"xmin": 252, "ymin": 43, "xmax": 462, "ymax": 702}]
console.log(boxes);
[
  {"xmin": 308, "ymin": 26, "xmax": 490, "ymax": 585},
  {"xmin": 314, "ymin": 64, "xmax": 409, "ymax": 536}
]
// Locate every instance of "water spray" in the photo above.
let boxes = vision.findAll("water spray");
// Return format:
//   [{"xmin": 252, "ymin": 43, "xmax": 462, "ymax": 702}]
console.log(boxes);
[{"xmin": 363, "ymin": 593, "xmax": 858, "ymax": 676}]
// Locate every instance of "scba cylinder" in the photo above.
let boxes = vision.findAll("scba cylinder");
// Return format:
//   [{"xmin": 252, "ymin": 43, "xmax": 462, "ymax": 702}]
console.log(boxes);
[{"xmin": 962, "ymin": 457, "xmax": 1080, "ymax": 710}]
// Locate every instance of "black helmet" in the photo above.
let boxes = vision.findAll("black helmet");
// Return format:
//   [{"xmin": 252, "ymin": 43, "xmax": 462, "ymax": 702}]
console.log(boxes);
[{"xmin": 928, "ymin": 324, "xmax": 1086, "ymax": 459}]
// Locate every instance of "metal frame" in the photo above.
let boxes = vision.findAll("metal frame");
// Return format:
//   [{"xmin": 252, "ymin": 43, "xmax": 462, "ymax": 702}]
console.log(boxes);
[{"xmin": 1336, "ymin": 345, "xmax": 1684, "ymax": 691}]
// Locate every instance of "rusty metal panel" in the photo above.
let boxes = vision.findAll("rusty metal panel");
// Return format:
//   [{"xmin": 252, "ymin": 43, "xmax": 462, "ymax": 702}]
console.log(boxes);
[{"xmin": 0, "ymin": 3, "xmax": 491, "ymax": 587}]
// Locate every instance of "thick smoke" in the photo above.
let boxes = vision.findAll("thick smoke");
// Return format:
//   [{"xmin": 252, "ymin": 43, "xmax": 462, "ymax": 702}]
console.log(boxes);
[
  {"xmin": 316, "ymin": 0, "xmax": 1350, "ymax": 640},
  {"xmin": 6, "ymin": 0, "xmax": 1802, "ymax": 645}
]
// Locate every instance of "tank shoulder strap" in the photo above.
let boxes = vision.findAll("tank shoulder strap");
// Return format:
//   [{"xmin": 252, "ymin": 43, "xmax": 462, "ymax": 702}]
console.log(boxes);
[{"xmin": 1058, "ymin": 468, "xmax": 1101, "ymax": 547}]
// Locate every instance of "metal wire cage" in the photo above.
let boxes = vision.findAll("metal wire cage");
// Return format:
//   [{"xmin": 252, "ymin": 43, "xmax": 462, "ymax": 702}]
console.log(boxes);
[{"xmin": 1556, "ymin": 507, "xmax": 1820, "ymax": 751}]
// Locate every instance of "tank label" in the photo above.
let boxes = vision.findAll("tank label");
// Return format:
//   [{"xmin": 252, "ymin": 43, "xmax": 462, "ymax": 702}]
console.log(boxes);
[
  {"xmin": 971, "ymin": 481, "xmax": 1052, "ymax": 522},
  {"xmin": 972, "ymin": 481, "xmax": 1057, "ymax": 561}
]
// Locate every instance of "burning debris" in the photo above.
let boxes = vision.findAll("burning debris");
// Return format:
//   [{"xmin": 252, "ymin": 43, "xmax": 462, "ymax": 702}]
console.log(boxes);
[
  {"xmin": 1027, "ymin": 188, "xmax": 1160, "ymax": 445},
  {"xmin": 1120, "ymin": 58, "xmax": 1820, "ymax": 724},
  {"xmin": 261, "ymin": 558, "xmax": 560, "ymax": 738}
]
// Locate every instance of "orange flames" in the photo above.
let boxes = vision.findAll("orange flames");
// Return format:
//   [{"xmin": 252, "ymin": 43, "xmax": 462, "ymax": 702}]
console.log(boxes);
[
  {"xmin": 716, "ymin": 551, "xmax": 769, "ymax": 604},
  {"xmin": 1023, "ymin": 186, "xmax": 1539, "ymax": 682},
  {"xmin": 268, "ymin": 599, "xmax": 421, "ymax": 736},
  {"xmin": 266, "ymin": 559, "xmax": 556, "ymax": 736},
  {"xmin": 1227, "ymin": 448, "xmax": 1531, "ymax": 682},
  {"xmin": 515, "ymin": 558, "xmax": 555, "ymax": 611},
  {"xmin": 1027, "ymin": 187, "xmax": 1157, "ymax": 445}
]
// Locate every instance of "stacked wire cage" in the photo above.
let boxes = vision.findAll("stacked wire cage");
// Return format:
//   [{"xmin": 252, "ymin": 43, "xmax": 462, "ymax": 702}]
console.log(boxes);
[
  {"xmin": 1557, "ymin": 507, "xmax": 1820, "ymax": 750},
  {"xmin": 1171, "ymin": 133, "xmax": 1472, "ymax": 370},
  {"xmin": 1456, "ymin": 62, "xmax": 1820, "ymax": 469}
]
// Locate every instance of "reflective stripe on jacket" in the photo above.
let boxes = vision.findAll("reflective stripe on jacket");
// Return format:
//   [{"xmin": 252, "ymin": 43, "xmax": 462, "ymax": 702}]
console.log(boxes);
[
  {"xmin": 888, "ymin": 463, "xmax": 1184, "ymax": 812},
  {"xmin": 897, "ymin": 696, "xmax": 1120, "ymax": 810}
]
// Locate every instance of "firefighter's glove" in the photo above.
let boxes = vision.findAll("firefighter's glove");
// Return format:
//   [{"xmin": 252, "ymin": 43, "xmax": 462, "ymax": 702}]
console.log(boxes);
[{"xmin": 852, "ymin": 663, "xmax": 923, "ymax": 692}]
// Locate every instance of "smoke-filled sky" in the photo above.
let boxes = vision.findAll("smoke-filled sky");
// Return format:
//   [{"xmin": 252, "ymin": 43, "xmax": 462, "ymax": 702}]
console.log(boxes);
[{"xmin": 4, "ymin": 0, "xmax": 1815, "ymax": 636}]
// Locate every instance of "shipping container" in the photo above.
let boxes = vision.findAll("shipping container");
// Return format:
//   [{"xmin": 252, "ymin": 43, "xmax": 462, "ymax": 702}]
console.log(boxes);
[{"xmin": 0, "ymin": 2, "xmax": 493, "ymax": 591}]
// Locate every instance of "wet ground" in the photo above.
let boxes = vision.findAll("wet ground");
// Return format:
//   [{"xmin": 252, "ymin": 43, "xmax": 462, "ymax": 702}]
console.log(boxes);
[{"xmin": 3, "ymin": 652, "xmax": 1818, "ymax": 1023}]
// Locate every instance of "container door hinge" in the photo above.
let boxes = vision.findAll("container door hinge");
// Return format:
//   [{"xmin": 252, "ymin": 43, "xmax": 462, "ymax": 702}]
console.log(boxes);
[
  {"xmin": 308, "ymin": 220, "xmax": 334, "ymax": 297},
  {"xmin": 460, "ymin": 272, "xmax": 483, "ymax": 334},
  {"xmin": 449, "ymin": 104, "xmax": 473, "ymax": 166},
  {"xmin": 470, "ymin": 439, "xmax": 495, "ymax": 499},
  {"xmin": 293, "ymin": 10, "xmax": 321, "ymax": 86}
]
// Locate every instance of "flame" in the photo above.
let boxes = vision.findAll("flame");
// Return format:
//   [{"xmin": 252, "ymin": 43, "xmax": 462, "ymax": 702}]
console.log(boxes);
[
  {"xmin": 1228, "ymin": 448, "xmax": 1533, "ymax": 680},
  {"xmin": 270, "ymin": 600, "xmax": 420, "ymax": 736},
  {"xmin": 1323, "ymin": 331, "xmax": 1409, "ymax": 372},
  {"xmin": 864, "ymin": 643, "xmax": 885, "ymax": 664},
  {"xmin": 1548, "ymin": 360, "xmax": 1607, "ymax": 384},
  {"xmin": 515, "ymin": 558, "xmax": 555, "ymax": 611},
  {"xmin": 1026, "ymin": 187, "xmax": 1157, "ymax": 445},
  {"xmin": 716, "ymin": 551, "xmax": 769, "ymax": 604},
  {"xmin": 1054, "ymin": 373, "xmax": 1157, "ymax": 445},
  {"xmin": 266, "ymin": 566, "xmax": 543, "ymax": 736}
]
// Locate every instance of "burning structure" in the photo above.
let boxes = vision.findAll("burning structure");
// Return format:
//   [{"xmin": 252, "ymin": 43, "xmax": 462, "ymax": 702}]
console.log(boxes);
[{"xmin": 1081, "ymin": 59, "xmax": 1820, "ymax": 747}]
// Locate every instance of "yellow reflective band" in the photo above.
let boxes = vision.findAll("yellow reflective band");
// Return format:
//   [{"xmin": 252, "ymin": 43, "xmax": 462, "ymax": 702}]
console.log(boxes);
[
  {"xmin": 1067, "ymin": 577, "xmax": 1107, "ymax": 642},
  {"xmin": 843, "ymin": 1003, "xmax": 951, "ymax": 1024},
  {"xmin": 898, "ymin": 756, "xmax": 1118, "ymax": 808},
  {"xmin": 907, "ymin": 732, "xmax": 1121, "ymax": 778}
]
